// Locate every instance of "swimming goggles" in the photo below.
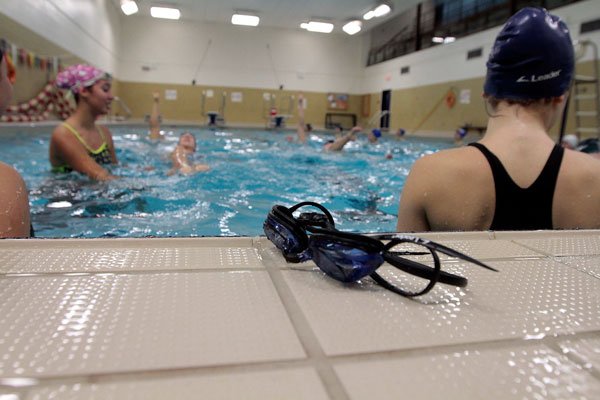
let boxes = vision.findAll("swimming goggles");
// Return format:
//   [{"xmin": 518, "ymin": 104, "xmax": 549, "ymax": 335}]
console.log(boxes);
[{"xmin": 263, "ymin": 201, "xmax": 498, "ymax": 297}]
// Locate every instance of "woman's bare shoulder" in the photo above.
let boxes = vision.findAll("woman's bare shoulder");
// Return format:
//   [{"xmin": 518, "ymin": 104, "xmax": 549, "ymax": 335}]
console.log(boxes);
[
  {"xmin": 415, "ymin": 145, "xmax": 483, "ymax": 171},
  {"xmin": 0, "ymin": 162, "xmax": 21, "ymax": 179}
]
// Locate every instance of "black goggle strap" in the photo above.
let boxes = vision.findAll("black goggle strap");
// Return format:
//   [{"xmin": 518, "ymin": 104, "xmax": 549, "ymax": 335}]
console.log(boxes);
[
  {"xmin": 370, "ymin": 246, "xmax": 441, "ymax": 297},
  {"xmin": 383, "ymin": 240, "xmax": 467, "ymax": 288},
  {"xmin": 376, "ymin": 234, "xmax": 498, "ymax": 272},
  {"xmin": 288, "ymin": 201, "xmax": 336, "ymax": 228}
]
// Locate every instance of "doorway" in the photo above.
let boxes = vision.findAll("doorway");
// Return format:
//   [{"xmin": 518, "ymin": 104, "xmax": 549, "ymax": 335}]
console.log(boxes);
[{"xmin": 381, "ymin": 90, "xmax": 391, "ymax": 129}]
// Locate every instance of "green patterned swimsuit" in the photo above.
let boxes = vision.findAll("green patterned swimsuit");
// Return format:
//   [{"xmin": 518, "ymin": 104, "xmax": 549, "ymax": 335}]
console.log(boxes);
[{"xmin": 52, "ymin": 122, "xmax": 113, "ymax": 173}]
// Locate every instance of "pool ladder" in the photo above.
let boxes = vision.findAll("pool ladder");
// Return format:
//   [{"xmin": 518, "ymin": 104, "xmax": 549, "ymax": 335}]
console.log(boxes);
[{"xmin": 572, "ymin": 40, "xmax": 600, "ymax": 138}]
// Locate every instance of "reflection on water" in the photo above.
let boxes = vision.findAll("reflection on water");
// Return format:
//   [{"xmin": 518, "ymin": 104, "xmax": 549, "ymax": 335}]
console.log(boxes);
[{"xmin": 0, "ymin": 126, "xmax": 452, "ymax": 238}]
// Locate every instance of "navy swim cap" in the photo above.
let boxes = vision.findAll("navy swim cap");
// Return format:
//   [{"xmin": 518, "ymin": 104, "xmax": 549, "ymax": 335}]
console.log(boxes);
[
  {"xmin": 484, "ymin": 7, "xmax": 574, "ymax": 100},
  {"xmin": 372, "ymin": 128, "xmax": 382, "ymax": 138}
]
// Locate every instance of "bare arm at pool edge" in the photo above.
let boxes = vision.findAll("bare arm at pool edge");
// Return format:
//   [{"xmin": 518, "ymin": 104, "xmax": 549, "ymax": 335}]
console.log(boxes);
[
  {"xmin": 0, "ymin": 163, "xmax": 31, "ymax": 238},
  {"xmin": 0, "ymin": 50, "xmax": 31, "ymax": 238}
]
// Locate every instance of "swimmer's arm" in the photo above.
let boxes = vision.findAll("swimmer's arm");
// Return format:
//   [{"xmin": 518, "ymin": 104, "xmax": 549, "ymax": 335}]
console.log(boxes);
[
  {"xmin": 296, "ymin": 95, "xmax": 306, "ymax": 144},
  {"xmin": 193, "ymin": 164, "xmax": 210, "ymax": 172},
  {"xmin": 50, "ymin": 129, "xmax": 116, "ymax": 181},
  {"xmin": 326, "ymin": 127, "xmax": 361, "ymax": 152},
  {"xmin": 0, "ymin": 163, "xmax": 31, "ymax": 238},
  {"xmin": 170, "ymin": 147, "xmax": 188, "ymax": 170},
  {"xmin": 149, "ymin": 92, "xmax": 162, "ymax": 140},
  {"xmin": 100, "ymin": 126, "xmax": 118, "ymax": 164},
  {"xmin": 396, "ymin": 157, "xmax": 431, "ymax": 232}
]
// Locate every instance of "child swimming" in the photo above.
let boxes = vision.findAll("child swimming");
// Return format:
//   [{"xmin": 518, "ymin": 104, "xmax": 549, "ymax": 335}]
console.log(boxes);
[{"xmin": 168, "ymin": 132, "xmax": 210, "ymax": 175}]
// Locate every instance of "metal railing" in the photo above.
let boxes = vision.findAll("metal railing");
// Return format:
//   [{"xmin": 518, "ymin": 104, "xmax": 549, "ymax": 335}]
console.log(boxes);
[{"xmin": 108, "ymin": 96, "xmax": 132, "ymax": 121}]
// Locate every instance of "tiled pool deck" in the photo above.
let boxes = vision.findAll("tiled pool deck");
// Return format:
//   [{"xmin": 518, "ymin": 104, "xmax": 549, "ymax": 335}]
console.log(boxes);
[{"xmin": 1, "ymin": 230, "xmax": 599, "ymax": 399}]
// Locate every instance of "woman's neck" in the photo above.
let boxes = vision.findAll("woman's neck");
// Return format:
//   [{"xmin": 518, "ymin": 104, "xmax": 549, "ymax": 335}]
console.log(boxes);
[
  {"xmin": 483, "ymin": 102, "xmax": 555, "ymax": 145},
  {"xmin": 69, "ymin": 104, "xmax": 100, "ymax": 129}
]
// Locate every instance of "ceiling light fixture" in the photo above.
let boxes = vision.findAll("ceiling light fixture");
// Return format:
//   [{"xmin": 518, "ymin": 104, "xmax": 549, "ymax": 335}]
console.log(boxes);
[
  {"xmin": 363, "ymin": 3, "xmax": 391, "ymax": 20},
  {"xmin": 150, "ymin": 6, "xmax": 181, "ymax": 20},
  {"xmin": 231, "ymin": 13, "xmax": 260, "ymax": 26},
  {"xmin": 363, "ymin": 10, "xmax": 375, "ymax": 20},
  {"xmin": 373, "ymin": 4, "xmax": 391, "ymax": 18},
  {"xmin": 120, "ymin": 0, "xmax": 138, "ymax": 16},
  {"xmin": 342, "ymin": 20, "xmax": 362, "ymax": 35},
  {"xmin": 300, "ymin": 21, "xmax": 334, "ymax": 34},
  {"xmin": 432, "ymin": 36, "xmax": 456, "ymax": 44}
]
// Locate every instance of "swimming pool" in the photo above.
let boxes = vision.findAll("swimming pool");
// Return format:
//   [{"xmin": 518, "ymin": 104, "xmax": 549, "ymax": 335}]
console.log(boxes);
[{"xmin": 0, "ymin": 124, "xmax": 453, "ymax": 238}]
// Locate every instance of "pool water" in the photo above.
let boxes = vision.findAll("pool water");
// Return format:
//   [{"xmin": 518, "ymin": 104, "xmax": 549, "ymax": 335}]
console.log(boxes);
[{"xmin": 0, "ymin": 125, "xmax": 453, "ymax": 238}]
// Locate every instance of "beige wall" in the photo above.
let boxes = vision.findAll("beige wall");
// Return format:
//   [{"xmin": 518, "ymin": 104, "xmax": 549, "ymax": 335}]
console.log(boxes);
[
  {"xmin": 363, "ymin": 59, "xmax": 598, "ymax": 141},
  {"xmin": 7, "ymin": 59, "xmax": 598, "ymax": 141},
  {"xmin": 116, "ymin": 81, "xmax": 362, "ymax": 129}
]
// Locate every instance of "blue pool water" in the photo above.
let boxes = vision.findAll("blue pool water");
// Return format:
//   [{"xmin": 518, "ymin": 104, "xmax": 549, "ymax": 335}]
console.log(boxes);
[{"xmin": 0, "ymin": 124, "xmax": 453, "ymax": 238}]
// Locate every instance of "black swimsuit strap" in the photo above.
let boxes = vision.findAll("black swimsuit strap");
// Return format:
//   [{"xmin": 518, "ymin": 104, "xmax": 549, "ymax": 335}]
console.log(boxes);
[{"xmin": 468, "ymin": 142, "xmax": 564, "ymax": 230}]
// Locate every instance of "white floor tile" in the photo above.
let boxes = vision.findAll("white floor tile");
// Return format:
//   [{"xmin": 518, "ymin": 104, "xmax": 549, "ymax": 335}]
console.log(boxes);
[
  {"xmin": 282, "ymin": 259, "xmax": 600, "ymax": 355},
  {"xmin": 335, "ymin": 343, "xmax": 600, "ymax": 400},
  {"xmin": 0, "ymin": 271, "xmax": 304, "ymax": 377}
]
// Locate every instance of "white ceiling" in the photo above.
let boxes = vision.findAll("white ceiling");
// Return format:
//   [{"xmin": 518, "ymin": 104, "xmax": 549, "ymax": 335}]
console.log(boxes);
[{"xmin": 115, "ymin": 0, "xmax": 423, "ymax": 33}]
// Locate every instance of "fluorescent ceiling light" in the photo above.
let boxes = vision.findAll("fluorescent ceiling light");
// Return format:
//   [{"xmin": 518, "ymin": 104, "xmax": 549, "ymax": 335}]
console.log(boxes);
[
  {"xmin": 373, "ymin": 4, "xmax": 391, "ymax": 18},
  {"xmin": 150, "ymin": 6, "xmax": 181, "ymax": 20},
  {"xmin": 231, "ymin": 14, "xmax": 260, "ymax": 26},
  {"xmin": 120, "ymin": 0, "xmax": 138, "ymax": 16},
  {"xmin": 343, "ymin": 20, "xmax": 362, "ymax": 35},
  {"xmin": 300, "ymin": 21, "xmax": 334, "ymax": 33},
  {"xmin": 432, "ymin": 36, "xmax": 455, "ymax": 44},
  {"xmin": 363, "ymin": 10, "xmax": 375, "ymax": 20}
]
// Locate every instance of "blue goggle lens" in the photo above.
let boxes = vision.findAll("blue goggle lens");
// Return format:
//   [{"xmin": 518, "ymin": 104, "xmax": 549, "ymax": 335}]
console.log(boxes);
[
  {"xmin": 310, "ymin": 238, "xmax": 384, "ymax": 283},
  {"xmin": 263, "ymin": 217, "xmax": 303, "ymax": 254}
]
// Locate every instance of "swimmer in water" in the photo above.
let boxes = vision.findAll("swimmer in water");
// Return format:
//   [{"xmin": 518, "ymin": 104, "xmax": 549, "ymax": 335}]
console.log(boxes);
[
  {"xmin": 167, "ymin": 132, "xmax": 210, "ymax": 175},
  {"xmin": 296, "ymin": 93, "xmax": 311, "ymax": 144},
  {"xmin": 323, "ymin": 126, "xmax": 363, "ymax": 151},
  {"xmin": 51, "ymin": 64, "xmax": 118, "ymax": 181},
  {"xmin": 149, "ymin": 91, "xmax": 163, "ymax": 140}
]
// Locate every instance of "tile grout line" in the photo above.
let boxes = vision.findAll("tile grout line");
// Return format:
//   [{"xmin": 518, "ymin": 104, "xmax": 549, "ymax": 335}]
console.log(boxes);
[
  {"xmin": 253, "ymin": 238, "xmax": 350, "ymax": 400},
  {"xmin": 0, "ymin": 266, "xmax": 266, "ymax": 278},
  {"xmin": 540, "ymin": 331, "xmax": 600, "ymax": 381},
  {"xmin": 3, "ymin": 328, "xmax": 599, "ymax": 392}
]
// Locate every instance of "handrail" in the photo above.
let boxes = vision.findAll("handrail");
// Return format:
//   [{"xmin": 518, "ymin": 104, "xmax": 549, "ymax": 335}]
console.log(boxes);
[
  {"xmin": 367, "ymin": 110, "xmax": 389, "ymax": 127},
  {"xmin": 110, "ymin": 96, "xmax": 132, "ymax": 121}
]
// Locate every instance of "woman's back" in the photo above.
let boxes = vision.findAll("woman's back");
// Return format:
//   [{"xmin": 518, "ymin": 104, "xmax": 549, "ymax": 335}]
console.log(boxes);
[{"xmin": 396, "ymin": 7, "xmax": 600, "ymax": 232}]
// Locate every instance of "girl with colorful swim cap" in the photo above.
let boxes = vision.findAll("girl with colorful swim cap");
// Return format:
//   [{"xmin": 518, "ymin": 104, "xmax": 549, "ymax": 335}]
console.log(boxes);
[
  {"xmin": 50, "ymin": 64, "xmax": 118, "ymax": 180},
  {"xmin": 397, "ymin": 7, "xmax": 600, "ymax": 232}
]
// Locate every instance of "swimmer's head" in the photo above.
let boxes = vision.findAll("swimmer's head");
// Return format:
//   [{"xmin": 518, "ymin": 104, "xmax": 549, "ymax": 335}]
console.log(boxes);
[
  {"xmin": 561, "ymin": 134, "xmax": 579, "ymax": 150},
  {"xmin": 179, "ymin": 132, "xmax": 197, "ymax": 152},
  {"xmin": 368, "ymin": 128, "xmax": 381, "ymax": 143},
  {"xmin": 455, "ymin": 128, "xmax": 467, "ymax": 139},
  {"xmin": 396, "ymin": 128, "xmax": 406, "ymax": 137},
  {"xmin": 305, "ymin": 123, "xmax": 313, "ymax": 132},
  {"xmin": 484, "ymin": 7, "xmax": 574, "ymax": 101},
  {"xmin": 56, "ymin": 64, "xmax": 112, "ymax": 95}
]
